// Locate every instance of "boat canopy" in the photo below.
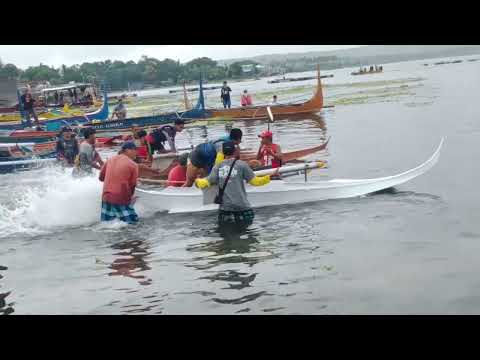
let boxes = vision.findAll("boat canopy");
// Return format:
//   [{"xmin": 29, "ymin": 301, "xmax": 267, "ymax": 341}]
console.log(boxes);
[{"xmin": 41, "ymin": 83, "xmax": 93, "ymax": 93}]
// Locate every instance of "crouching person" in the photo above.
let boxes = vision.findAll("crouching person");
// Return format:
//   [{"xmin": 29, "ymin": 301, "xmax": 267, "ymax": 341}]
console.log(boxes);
[
  {"xmin": 99, "ymin": 141, "xmax": 139, "ymax": 224},
  {"xmin": 195, "ymin": 141, "xmax": 272, "ymax": 227}
]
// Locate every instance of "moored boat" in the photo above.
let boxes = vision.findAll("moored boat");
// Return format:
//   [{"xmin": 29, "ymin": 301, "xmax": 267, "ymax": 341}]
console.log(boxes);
[
  {"xmin": 0, "ymin": 130, "xmax": 58, "ymax": 144},
  {"xmin": 207, "ymin": 65, "xmax": 324, "ymax": 120},
  {"xmin": 139, "ymin": 139, "xmax": 331, "ymax": 180},
  {"xmin": 80, "ymin": 80, "xmax": 206, "ymax": 131},
  {"xmin": 0, "ymin": 88, "xmax": 109, "ymax": 131},
  {"xmin": 135, "ymin": 138, "xmax": 443, "ymax": 214}
]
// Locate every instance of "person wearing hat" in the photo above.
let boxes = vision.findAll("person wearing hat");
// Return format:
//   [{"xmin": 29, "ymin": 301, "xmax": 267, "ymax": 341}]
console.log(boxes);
[
  {"xmin": 111, "ymin": 98, "xmax": 127, "ymax": 120},
  {"xmin": 73, "ymin": 127, "xmax": 104, "ymax": 176},
  {"xmin": 195, "ymin": 140, "xmax": 273, "ymax": 226},
  {"xmin": 145, "ymin": 119, "xmax": 185, "ymax": 156},
  {"xmin": 167, "ymin": 152, "xmax": 189, "ymax": 187},
  {"xmin": 56, "ymin": 126, "xmax": 79, "ymax": 166},
  {"xmin": 256, "ymin": 130, "xmax": 283, "ymax": 169},
  {"xmin": 99, "ymin": 141, "xmax": 139, "ymax": 224}
]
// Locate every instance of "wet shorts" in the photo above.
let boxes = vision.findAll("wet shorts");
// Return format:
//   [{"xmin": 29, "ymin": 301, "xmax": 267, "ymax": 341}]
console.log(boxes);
[
  {"xmin": 101, "ymin": 201, "xmax": 138, "ymax": 224},
  {"xmin": 218, "ymin": 209, "xmax": 255, "ymax": 226}
]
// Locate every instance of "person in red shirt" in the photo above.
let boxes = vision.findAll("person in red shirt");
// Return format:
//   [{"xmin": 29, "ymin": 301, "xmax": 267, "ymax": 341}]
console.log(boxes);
[
  {"xmin": 240, "ymin": 90, "xmax": 252, "ymax": 106},
  {"xmin": 167, "ymin": 152, "xmax": 189, "ymax": 187},
  {"xmin": 99, "ymin": 141, "xmax": 139, "ymax": 224},
  {"xmin": 256, "ymin": 130, "xmax": 283, "ymax": 169},
  {"xmin": 134, "ymin": 129, "xmax": 150, "ymax": 162}
]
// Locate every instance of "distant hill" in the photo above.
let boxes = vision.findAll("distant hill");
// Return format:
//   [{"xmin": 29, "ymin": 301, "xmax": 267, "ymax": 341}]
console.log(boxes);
[{"xmin": 217, "ymin": 45, "xmax": 480, "ymax": 67}]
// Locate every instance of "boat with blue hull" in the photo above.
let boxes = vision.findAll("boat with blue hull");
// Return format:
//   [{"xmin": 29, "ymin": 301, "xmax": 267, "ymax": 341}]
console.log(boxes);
[
  {"xmin": 0, "ymin": 88, "xmax": 110, "ymax": 131},
  {"xmin": 82, "ymin": 79, "xmax": 207, "ymax": 131}
]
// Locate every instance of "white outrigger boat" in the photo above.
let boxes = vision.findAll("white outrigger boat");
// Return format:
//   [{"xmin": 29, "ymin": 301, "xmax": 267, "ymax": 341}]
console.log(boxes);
[{"xmin": 136, "ymin": 138, "xmax": 444, "ymax": 214}]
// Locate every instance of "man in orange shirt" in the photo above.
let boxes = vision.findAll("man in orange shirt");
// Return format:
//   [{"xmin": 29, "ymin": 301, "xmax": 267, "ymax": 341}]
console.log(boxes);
[{"xmin": 99, "ymin": 141, "xmax": 139, "ymax": 224}]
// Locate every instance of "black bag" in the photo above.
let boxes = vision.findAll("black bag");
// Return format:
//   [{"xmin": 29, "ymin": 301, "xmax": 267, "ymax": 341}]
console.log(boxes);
[{"xmin": 214, "ymin": 159, "xmax": 237, "ymax": 205}]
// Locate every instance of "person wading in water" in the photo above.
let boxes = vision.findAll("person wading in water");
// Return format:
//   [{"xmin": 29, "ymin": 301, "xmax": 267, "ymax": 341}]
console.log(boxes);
[
  {"xmin": 195, "ymin": 141, "xmax": 274, "ymax": 227},
  {"xmin": 56, "ymin": 127, "xmax": 79, "ymax": 166},
  {"xmin": 73, "ymin": 127, "xmax": 104, "ymax": 176},
  {"xmin": 99, "ymin": 141, "xmax": 139, "ymax": 224}
]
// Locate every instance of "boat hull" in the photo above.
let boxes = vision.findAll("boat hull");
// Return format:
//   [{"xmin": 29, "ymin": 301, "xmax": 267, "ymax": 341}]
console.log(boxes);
[
  {"xmin": 0, "ymin": 89, "xmax": 109, "ymax": 131},
  {"xmin": 208, "ymin": 66, "xmax": 324, "ymax": 120},
  {"xmin": 136, "ymin": 138, "xmax": 443, "ymax": 214}
]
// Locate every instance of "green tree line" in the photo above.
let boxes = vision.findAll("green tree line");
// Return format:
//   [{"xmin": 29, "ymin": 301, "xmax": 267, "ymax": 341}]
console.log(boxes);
[{"xmin": 0, "ymin": 56, "xmax": 260, "ymax": 91}]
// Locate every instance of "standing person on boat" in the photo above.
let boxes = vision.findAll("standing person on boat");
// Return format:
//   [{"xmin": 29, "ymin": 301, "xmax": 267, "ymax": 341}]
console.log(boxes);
[
  {"xmin": 111, "ymin": 98, "xmax": 127, "ymax": 120},
  {"xmin": 220, "ymin": 81, "xmax": 232, "ymax": 109},
  {"xmin": 195, "ymin": 141, "xmax": 272, "ymax": 227},
  {"xmin": 272, "ymin": 95, "xmax": 278, "ymax": 104},
  {"xmin": 54, "ymin": 91, "xmax": 59, "ymax": 105},
  {"xmin": 73, "ymin": 127, "xmax": 104, "ymax": 176},
  {"xmin": 145, "ymin": 119, "xmax": 185, "ymax": 155},
  {"xmin": 256, "ymin": 130, "xmax": 283, "ymax": 169},
  {"xmin": 167, "ymin": 152, "xmax": 189, "ymax": 187},
  {"xmin": 56, "ymin": 126, "xmax": 79, "ymax": 166},
  {"xmin": 183, "ymin": 128, "xmax": 243, "ymax": 187},
  {"xmin": 73, "ymin": 88, "xmax": 78, "ymax": 103},
  {"xmin": 99, "ymin": 141, "xmax": 139, "ymax": 224},
  {"xmin": 21, "ymin": 91, "xmax": 39, "ymax": 128},
  {"xmin": 68, "ymin": 89, "xmax": 74, "ymax": 103},
  {"xmin": 240, "ymin": 90, "xmax": 252, "ymax": 106}
]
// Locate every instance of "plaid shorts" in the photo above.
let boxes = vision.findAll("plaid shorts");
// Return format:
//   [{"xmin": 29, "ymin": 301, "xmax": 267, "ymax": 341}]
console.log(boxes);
[
  {"xmin": 218, "ymin": 209, "xmax": 255, "ymax": 226},
  {"xmin": 101, "ymin": 201, "xmax": 139, "ymax": 224}
]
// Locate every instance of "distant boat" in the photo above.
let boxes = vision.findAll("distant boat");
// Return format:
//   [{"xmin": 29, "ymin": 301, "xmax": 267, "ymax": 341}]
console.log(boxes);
[{"xmin": 268, "ymin": 74, "xmax": 333, "ymax": 84}]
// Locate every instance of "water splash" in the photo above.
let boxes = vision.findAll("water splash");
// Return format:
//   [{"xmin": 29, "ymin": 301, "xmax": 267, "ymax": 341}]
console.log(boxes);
[{"xmin": 0, "ymin": 167, "xmax": 103, "ymax": 237}]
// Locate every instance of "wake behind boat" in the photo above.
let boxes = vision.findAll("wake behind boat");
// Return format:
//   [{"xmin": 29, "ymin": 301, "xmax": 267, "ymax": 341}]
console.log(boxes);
[{"xmin": 136, "ymin": 138, "xmax": 444, "ymax": 214}]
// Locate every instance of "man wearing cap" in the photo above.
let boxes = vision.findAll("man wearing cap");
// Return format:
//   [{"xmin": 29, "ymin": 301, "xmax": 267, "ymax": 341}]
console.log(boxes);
[
  {"xmin": 211, "ymin": 128, "xmax": 243, "ymax": 165},
  {"xmin": 145, "ymin": 119, "xmax": 185, "ymax": 156},
  {"xmin": 56, "ymin": 126, "xmax": 79, "ymax": 166},
  {"xmin": 195, "ymin": 141, "xmax": 273, "ymax": 226},
  {"xmin": 99, "ymin": 141, "xmax": 139, "ymax": 224},
  {"xmin": 74, "ymin": 127, "xmax": 104, "ymax": 176},
  {"xmin": 256, "ymin": 130, "xmax": 283, "ymax": 169}
]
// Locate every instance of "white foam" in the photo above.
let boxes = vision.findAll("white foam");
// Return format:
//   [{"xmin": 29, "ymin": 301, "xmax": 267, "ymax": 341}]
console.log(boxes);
[{"xmin": 0, "ymin": 167, "xmax": 103, "ymax": 237}]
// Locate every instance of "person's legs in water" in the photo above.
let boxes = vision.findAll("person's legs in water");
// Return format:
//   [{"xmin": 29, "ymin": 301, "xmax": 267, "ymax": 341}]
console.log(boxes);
[
  {"xmin": 218, "ymin": 209, "xmax": 255, "ymax": 227},
  {"xmin": 101, "ymin": 201, "xmax": 139, "ymax": 224}
]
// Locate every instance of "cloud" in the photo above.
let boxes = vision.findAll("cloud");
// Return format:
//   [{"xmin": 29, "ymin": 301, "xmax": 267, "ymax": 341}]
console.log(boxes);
[{"xmin": 0, "ymin": 45, "xmax": 362, "ymax": 69}]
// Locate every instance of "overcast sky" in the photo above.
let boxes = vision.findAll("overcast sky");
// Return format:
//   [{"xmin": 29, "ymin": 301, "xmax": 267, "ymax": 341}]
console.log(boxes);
[{"xmin": 0, "ymin": 45, "xmax": 363, "ymax": 69}]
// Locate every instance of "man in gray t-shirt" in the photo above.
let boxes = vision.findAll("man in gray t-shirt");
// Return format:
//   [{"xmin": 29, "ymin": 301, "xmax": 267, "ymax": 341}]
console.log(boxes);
[
  {"xmin": 196, "ymin": 141, "xmax": 271, "ymax": 226},
  {"xmin": 73, "ymin": 128, "xmax": 104, "ymax": 177},
  {"xmin": 208, "ymin": 157, "xmax": 255, "ymax": 212}
]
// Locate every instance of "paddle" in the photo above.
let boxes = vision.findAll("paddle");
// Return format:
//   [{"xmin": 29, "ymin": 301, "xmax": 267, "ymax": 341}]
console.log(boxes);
[{"xmin": 266, "ymin": 106, "xmax": 274, "ymax": 131}]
